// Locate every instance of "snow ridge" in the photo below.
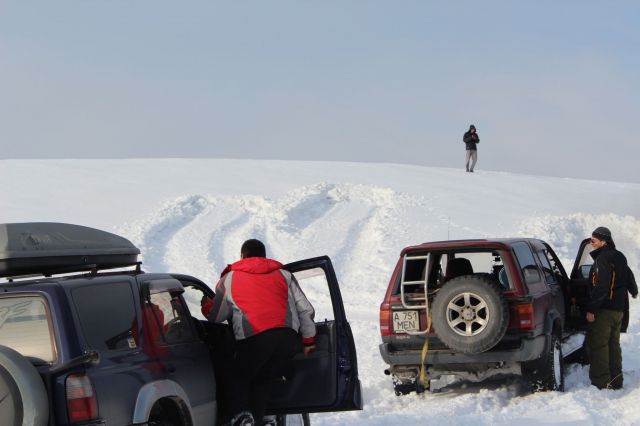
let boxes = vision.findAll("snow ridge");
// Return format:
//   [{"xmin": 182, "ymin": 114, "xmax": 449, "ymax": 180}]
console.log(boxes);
[{"xmin": 519, "ymin": 213, "xmax": 640, "ymax": 271}]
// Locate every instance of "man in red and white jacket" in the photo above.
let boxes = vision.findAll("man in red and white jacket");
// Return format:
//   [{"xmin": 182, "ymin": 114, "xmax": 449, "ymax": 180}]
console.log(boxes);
[{"xmin": 202, "ymin": 239, "xmax": 316, "ymax": 426}]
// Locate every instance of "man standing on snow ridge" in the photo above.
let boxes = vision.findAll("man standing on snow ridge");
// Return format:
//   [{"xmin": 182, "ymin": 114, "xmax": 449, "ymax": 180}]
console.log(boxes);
[
  {"xmin": 586, "ymin": 227, "xmax": 638, "ymax": 390},
  {"xmin": 463, "ymin": 124, "xmax": 480, "ymax": 172},
  {"xmin": 202, "ymin": 239, "xmax": 316, "ymax": 426}
]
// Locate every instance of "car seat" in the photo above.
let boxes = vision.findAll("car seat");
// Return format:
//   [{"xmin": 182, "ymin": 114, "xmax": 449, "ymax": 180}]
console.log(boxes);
[{"xmin": 446, "ymin": 258, "xmax": 473, "ymax": 280}]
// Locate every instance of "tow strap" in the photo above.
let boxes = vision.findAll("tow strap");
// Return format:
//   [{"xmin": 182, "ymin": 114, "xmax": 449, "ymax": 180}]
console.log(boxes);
[{"xmin": 418, "ymin": 310, "xmax": 432, "ymax": 388}]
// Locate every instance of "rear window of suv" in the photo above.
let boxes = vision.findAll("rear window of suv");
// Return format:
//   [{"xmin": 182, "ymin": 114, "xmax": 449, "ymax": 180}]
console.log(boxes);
[
  {"xmin": 72, "ymin": 282, "xmax": 137, "ymax": 351},
  {"xmin": 0, "ymin": 295, "xmax": 56, "ymax": 363},
  {"xmin": 395, "ymin": 249, "xmax": 513, "ymax": 293}
]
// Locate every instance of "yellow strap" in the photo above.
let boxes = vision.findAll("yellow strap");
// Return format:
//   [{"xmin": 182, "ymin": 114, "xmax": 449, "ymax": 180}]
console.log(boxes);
[{"xmin": 418, "ymin": 311, "xmax": 432, "ymax": 388}]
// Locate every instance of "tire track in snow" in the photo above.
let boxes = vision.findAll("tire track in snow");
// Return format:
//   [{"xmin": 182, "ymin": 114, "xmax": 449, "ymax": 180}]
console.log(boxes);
[
  {"xmin": 255, "ymin": 183, "xmax": 366, "ymax": 264},
  {"xmin": 128, "ymin": 183, "xmax": 426, "ymax": 280},
  {"xmin": 129, "ymin": 183, "xmax": 440, "ymax": 286},
  {"xmin": 163, "ymin": 199, "xmax": 251, "ymax": 282},
  {"xmin": 126, "ymin": 195, "xmax": 209, "ymax": 272},
  {"xmin": 280, "ymin": 183, "xmax": 342, "ymax": 233},
  {"xmin": 214, "ymin": 196, "xmax": 274, "ymax": 263},
  {"xmin": 205, "ymin": 209, "xmax": 251, "ymax": 279}
]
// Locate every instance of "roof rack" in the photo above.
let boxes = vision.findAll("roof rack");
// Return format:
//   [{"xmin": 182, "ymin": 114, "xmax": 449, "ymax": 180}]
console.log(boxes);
[{"xmin": 0, "ymin": 223, "xmax": 141, "ymax": 279}]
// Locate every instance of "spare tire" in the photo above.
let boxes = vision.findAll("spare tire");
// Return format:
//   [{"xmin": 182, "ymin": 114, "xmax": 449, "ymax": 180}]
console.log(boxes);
[
  {"xmin": 0, "ymin": 345, "xmax": 48, "ymax": 426},
  {"xmin": 431, "ymin": 275, "xmax": 509, "ymax": 354}
]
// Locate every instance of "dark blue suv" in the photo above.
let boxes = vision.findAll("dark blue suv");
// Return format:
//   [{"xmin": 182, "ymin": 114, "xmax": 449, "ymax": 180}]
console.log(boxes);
[{"xmin": 0, "ymin": 223, "xmax": 362, "ymax": 425}]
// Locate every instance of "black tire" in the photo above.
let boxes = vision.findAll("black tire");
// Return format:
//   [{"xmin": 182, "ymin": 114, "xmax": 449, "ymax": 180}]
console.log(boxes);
[
  {"xmin": 0, "ymin": 345, "xmax": 48, "ymax": 426},
  {"xmin": 148, "ymin": 399, "xmax": 187, "ymax": 426},
  {"xmin": 431, "ymin": 275, "xmax": 509, "ymax": 354},
  {"xmin": 524, "ymin": 333, "xmax": 565, "ymax": 392}
]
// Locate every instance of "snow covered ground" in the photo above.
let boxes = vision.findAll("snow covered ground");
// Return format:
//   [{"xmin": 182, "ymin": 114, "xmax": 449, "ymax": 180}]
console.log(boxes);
[{"xmin": 2, "ymin": 159, "xmax": 640, "ymax": 425}]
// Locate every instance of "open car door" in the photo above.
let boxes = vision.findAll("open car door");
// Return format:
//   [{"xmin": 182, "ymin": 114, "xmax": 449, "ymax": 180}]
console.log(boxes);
[
  {"xmin": 266, "ymin": 256, "xmax": 362, "ymax": 415},
  {"xmin": 568, "ymin": 238, "xmax": 593, "ymax": 330}
]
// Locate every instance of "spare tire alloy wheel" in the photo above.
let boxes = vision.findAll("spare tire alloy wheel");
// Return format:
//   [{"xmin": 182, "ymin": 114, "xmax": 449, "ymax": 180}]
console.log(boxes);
[
  {"xmin": 0, "ymin": 364, "xmax": 21, "ymax": 426},
  {"xmin": 431, "ymin": 275, "xmax": 509, "ymax": 354},
  {"xmin": 446, "ymin": 292, "xmax": 490, "ymax": 337},
  {"xmin": 0, "ymin": 345, "xmax": 48, "ymax": 426}
]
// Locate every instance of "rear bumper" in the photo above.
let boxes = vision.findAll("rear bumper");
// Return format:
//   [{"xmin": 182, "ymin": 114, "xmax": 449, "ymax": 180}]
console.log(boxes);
[{"xmin": 379, "ymin": 334, "xmax": 547, "ymax": 366}]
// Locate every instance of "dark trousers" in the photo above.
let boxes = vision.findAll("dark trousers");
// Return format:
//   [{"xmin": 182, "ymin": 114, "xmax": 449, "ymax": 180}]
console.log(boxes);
[
  {"xmin": 587, "ymin": 309, "xmax": 623, "ymax": 389},
  {"xmin": 228, "ymin": 328, "xmax": 298, "ymax": 423}
]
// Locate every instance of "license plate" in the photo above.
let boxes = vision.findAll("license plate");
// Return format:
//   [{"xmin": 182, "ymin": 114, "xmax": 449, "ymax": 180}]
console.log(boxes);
[{"xmin": 393, "ymin": 310, "xmax": 420, "ymax": 333}]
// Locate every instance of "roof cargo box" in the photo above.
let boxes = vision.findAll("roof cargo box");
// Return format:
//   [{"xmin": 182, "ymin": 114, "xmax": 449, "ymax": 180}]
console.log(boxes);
[{"xmin": 0, "ymin": 223, "xmax": 140, "ymax": 278}]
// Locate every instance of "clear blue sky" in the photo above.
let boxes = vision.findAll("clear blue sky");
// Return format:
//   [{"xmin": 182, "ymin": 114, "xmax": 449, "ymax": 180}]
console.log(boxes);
[{"xmin": 1, "ymin": 1, "xmax": 639, "ymax": 182}]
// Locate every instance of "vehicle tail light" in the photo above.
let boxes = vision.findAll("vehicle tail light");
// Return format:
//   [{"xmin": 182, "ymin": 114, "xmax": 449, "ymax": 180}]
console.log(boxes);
[
  {"xmin": 516, "ymin": 303, "xmax": 535, "ymax": 330},
  {"xmin": 66, "ymin": 373, "xmax": 98, "ymax": 423},
  {"xmin": 380, "ymin": 304, "xmax": 391, "ymax": 336}
]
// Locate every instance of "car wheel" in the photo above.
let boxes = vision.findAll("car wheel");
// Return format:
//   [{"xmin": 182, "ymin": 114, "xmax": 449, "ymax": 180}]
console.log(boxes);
[
  {"xmin": 431, "ymin": 275, "xmax": 509, "ymax": 354},
  {"xmin": 148, "ymin": 399, "xmax": 187, "ymax": 426},
  {"xmin": 524, "ymin": 333, "xmax": 564, "ymax": 392},
  {"xmin": 0, "ymin": 345, "xmax": 48, "ymax": 426}
]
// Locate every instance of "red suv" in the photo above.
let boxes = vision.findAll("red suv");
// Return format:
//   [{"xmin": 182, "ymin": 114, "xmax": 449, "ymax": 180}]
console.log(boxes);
[{"xmin": 379, "ymin": 238, "xmax": 598, "ymax": 395}]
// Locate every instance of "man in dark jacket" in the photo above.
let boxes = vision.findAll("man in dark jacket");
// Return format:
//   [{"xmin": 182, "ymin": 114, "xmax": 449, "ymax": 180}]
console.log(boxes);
[
  {"xmin": 463, "ymin": 124, "xmax": 480, "ymax": 172},
  {"xmin": 204, "ymin": 239, "xmax": 316, "ymax": 426},
  {"xmin": 586, "ymin": 227, "xmax": 638, "ymax": 389}
]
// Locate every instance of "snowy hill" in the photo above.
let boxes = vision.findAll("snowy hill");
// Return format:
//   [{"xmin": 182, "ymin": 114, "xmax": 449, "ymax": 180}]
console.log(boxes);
[{"xmin": 2, "ymin": 159, "xmax": 640, "ymax": 425}]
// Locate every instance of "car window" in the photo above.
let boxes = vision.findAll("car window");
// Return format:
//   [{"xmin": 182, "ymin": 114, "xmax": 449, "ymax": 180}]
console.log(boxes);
[
  {"xmin": 0, "ymin": 296, "xmax": 56, "ymax": 363},
  {"xmin": 512, "ymin": 242, "xmax": 542, "ymax": 285},
  {"xmin": 72, "ymin": 282, "xmax": 137, "ymax": 351},
  {"xmin": 575, "ymin": 242, "xmax": 595, "ymax": 279},
  {"xmin": 535, "ymin": 249, "xmax": 558, "ymax": 285},
  {"xmin": 292, "ymin": 267, "xmax": 334, "ymax": 322},
  {"xmin": 395, "ymin": 250, "xmax": 512, "ymax": 294},
  {"xmin": 148, "ymin": 292, "xmax": 196, "ymax": 344},
  {"xmin": 403, "ymin": 257, "xmax": 427, "ymax": 282},
  {"xmin": 182, "ymin": 285, "xmax": 208, "ymax": 320}
]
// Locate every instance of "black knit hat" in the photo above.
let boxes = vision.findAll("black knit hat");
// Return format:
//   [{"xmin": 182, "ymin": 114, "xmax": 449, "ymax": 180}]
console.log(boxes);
[
  {"xmin": 592, "ymin": 226, "xmax": 613, "ymax": 243},
  {"xmin": 469, "ymin": 124, "xmax": 476, "ymax": 130}
]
